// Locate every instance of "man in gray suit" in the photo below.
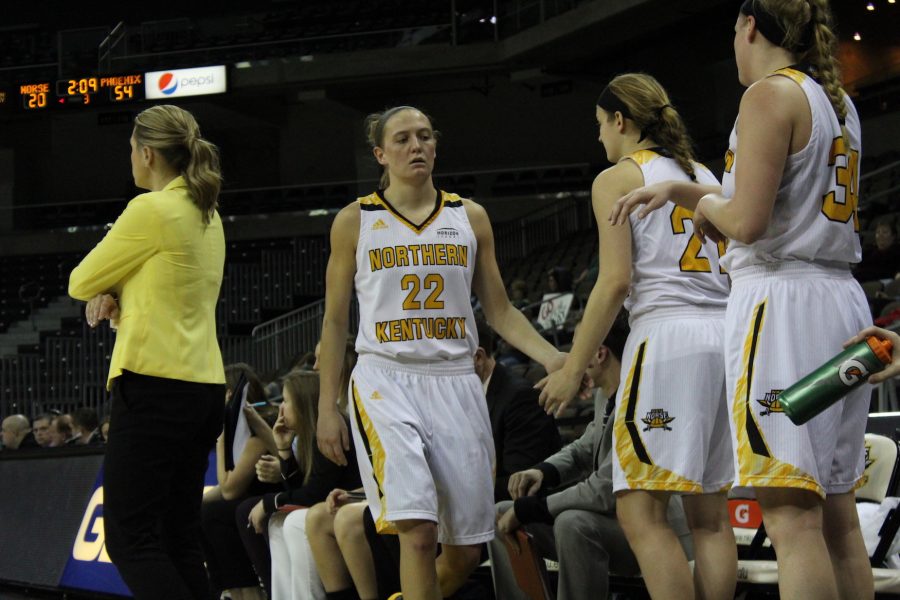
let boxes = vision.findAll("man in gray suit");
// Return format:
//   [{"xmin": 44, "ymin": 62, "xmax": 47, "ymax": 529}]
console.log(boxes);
[{"xmin": 489, "ymin": 319, "xmax": 692, "ymax": 600}]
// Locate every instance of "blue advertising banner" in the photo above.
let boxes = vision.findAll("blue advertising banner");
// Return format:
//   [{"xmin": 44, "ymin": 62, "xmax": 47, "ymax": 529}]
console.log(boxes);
[{"xmin": 59, "ymin": 452, "xmax": 218, "ymax": 597}]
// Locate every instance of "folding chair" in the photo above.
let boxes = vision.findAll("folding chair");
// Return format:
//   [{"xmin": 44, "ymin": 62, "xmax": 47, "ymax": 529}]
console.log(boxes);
[{"xmin": 735, "ymin": 433, "xmax": 900, "ymax": 596}]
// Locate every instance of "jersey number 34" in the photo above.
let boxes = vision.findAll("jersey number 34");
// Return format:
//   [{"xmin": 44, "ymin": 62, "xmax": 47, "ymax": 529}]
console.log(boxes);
[{"xmin": 821, "ymin": 135, "xmax": 860, "ymax": 232}]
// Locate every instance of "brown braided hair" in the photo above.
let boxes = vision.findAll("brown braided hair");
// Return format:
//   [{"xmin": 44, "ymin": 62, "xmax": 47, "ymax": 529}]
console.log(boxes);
[
  {"xmin": 602, "ymin": 73, "xmax": 698, "ymax": 181},
  {"xmin": 756, "ymin": 0, "xmax": 847, "ymax": 123}
]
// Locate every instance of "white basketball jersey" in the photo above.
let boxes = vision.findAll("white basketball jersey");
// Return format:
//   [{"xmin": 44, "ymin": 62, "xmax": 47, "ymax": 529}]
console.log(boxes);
[
  {"xmin": 624, "ymin": 149, "xmax": 730, "ymax": 321},
  {"xmin": 354, "ymin": 190, "xmax": 478, "ymax": 361},
  {"xmin": 720, "ymin": 66, "xmax": 862, "ymax": 272}
]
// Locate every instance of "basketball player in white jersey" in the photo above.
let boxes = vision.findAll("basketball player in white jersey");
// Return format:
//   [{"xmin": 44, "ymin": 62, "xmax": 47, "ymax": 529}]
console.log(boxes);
[
  {"xmin": 316, "ymin": 106, "xmax": 567, "ymax": 600},
  {"xmin": 538, "ymin": 73, "xmax": 736, "ymax": 600},
  {"xmin": 611, "ymin": 2, "xmax": 871, "ymax": 598}
]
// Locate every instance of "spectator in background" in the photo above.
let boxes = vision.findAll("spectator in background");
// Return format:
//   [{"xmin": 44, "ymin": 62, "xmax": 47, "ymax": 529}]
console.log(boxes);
[
  {"xmin": 539, "ymin": 267, "xmax": 580, "ymax": 345},
  {"xmin": 72, "ymin": 407, "xmax": 103, "ymax": 446},
  {"xmin": 509, "ymin": 279, "xmax": 531, "ymax": 311},
  {"xmin": 58, "ymin": 413, "xmax": 74, "ymax": 430},
  {"xmin": 2, "ymin": 415, "xmax": 38, "ymax": 451},
  {"xmin": 547, "ymin": 266, "xmax": 573, "ymax": 296},
  {"xmin": 100, "ymin": 417, "xmax": 111, "ymax": 443},
  {"xmin": 855, "ymin": 222, "xmax": 900, "ymax": 283},
  {"xmin": 47, "ymin": 416, "xmax": 74, "ymax": 447},
  {"xmin": 476, "ymin": 318, "xmax": 563, "ymax": 502},
  {"xmin": 32, "ymin": 414, "xmax": 54, "ymax": 448},
  {"xmin": 574, "ymin": 251, "xmax": 599, "ymax": 291},
  {"xmin": 265, "ymin": 342, "xmax": 358, "ymax": 600},
  {"xmin": 239, "ymin": 370, "xmax": 361, "ymax": 598},
  {"xmin": 202, "ymin": 363, "xmax": 279, "ymax": 600}
]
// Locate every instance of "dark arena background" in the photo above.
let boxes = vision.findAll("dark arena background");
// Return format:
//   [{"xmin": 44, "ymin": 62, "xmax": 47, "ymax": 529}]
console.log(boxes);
[{"xmin": 1, "ymin": 1, "xmax": 899, "ymax": 598}]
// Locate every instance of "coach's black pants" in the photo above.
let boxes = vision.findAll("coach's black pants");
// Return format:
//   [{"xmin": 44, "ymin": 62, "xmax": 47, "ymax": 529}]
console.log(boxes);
[{"xmin": 104, "ymin": 370, "xmax": 224, "ymax": 600}]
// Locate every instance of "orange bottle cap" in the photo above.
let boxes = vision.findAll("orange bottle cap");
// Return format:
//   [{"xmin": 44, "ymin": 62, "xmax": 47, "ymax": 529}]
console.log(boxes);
[{"xmin": 867, "ymin": 336, "xmax": 894, "ymax": 365}]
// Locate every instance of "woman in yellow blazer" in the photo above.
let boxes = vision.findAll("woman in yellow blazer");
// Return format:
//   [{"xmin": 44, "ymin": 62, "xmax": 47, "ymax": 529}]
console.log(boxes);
[{"xmin": 69, "ymin": 104, "xmax": 226, "ymax": 600}]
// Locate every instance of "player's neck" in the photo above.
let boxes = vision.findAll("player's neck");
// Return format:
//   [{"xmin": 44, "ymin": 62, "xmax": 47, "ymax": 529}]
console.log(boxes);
[
  {"xmin": 749, "ymin": 48, "xmax": 796, "ymax": 85},
  {"xmin": 383, "ymin": 179, "xmax": 438, "ymax": 210},
  {"xmin": 620, "ymin": 138, "xmax": 657, "ymax": 157}
]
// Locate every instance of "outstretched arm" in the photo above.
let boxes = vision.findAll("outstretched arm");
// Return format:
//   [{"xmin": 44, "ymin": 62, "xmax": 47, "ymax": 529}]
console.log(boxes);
[
  {"xmin": 538, "ymin": 162, "xmax": 637, "ymax": 416},
  {"xmin": 466, "ymin": 201, "xmax": 563, "ymax": 372},
  {"xmin": 609, "ymin": 180, "xmax": 720, "ymax": 225}
]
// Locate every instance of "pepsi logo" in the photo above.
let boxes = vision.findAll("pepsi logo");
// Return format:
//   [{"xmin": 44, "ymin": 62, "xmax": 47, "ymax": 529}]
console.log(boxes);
[
  {"xmin": 145, "ymin": 66, "xmax": 226, "ymax": 99},
  {"xmin": 158, "ymin": 73, "xmax": 178, "ymax": 95}
]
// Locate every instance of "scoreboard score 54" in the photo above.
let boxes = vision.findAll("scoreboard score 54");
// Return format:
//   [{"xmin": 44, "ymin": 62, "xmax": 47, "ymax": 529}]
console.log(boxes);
[{"xmin": 18, "ymin": 73, "xmax": 145, "ymax": 110}]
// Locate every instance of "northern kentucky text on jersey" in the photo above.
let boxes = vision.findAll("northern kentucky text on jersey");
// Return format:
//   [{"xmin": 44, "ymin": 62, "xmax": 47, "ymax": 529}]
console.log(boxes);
[
  {"xmin": 375, "ymin": 317, "xmax": 467, "ymax": 343},
  {"xmin": 368, "ymin": 244, "xmax": 469, "ymax": 272}
]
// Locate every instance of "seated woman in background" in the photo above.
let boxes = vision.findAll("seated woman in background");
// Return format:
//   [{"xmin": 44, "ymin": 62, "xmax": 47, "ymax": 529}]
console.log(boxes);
[
  {"xmin": 264, "ymin": 341, "xmax": 358, "ymax": 600},
  {"xmin": 201, "ymin": 363, "xmax": 280, "ymax": 600},
  {"xmin": 238, "ymin": 367, "xmax": 362, "ymax": 599}
]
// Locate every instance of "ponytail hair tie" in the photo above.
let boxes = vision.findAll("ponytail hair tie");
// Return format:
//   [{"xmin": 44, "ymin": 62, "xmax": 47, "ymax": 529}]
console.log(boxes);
[{"xmin": 656, "ymin": 104, "xmax": 673, "ymax": 117}]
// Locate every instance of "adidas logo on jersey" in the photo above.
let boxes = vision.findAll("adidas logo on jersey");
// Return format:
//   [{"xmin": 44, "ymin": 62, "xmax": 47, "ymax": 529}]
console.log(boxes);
[
  {"xmin": 370, "ymin": 390, "xmax": 383, "ymax": 400},
  {"xmin": 372, "ymin": 218, "xmax": 388, "ymax": 230}
]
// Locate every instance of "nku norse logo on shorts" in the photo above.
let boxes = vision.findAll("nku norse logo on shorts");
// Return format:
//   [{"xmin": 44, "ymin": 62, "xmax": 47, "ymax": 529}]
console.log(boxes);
[
  {"xmin": 641, "ymin": 409, "xmax": 675, "ymax": 431},
  {"xmin": 757, "ymin": 389, "xmax": 784, "ymax": 416},
  {"xmin": 839, "ymin": 359, "xmax": 869, "ymax": 386}
]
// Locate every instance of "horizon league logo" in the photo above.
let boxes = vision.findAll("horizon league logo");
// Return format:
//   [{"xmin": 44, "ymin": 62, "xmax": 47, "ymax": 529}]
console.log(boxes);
[
  {"xmin": 73, "ymin": 484, "xmax": 217, "ymax": 563},
  {"xmin": 157, "ymin": 72, "xmax": 218, "ymax": 96}
]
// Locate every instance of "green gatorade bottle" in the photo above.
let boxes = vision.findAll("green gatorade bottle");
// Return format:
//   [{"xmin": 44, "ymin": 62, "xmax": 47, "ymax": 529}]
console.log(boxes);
[{"xmin": 779, "ymin": 336, "xmax": 893, "ymax": 425}]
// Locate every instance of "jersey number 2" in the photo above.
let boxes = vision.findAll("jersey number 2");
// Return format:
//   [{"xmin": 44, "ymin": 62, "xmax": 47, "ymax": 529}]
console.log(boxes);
[
  {"xmin": 401, "ymin": 274, "xmax": 445, "ymax": 310},
  {"xmin": 670, "ymin": 206, "xmax": 726, "ymax": 273}
]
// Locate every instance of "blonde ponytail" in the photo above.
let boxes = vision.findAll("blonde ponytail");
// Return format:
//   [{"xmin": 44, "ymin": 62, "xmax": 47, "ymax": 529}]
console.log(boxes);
[{"xmin": 133, "ymin": 105, "xmax": 222, "ymax": 224}]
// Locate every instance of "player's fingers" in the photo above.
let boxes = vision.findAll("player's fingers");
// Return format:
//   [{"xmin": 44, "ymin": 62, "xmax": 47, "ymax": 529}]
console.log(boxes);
[
  {"xmin": 608, "ymin": 196, "xmax": 628, "ymax": 224},
  {"xmin": 507, "ymin": 475, "xmax": 520, "ymax": 499},
  {"xmin": 869, "ymin": 372, "xmax": 887, "ymax": 384},
  {"xmin": 695, "ymin": 227, "xmax": 706, "ymax": 244},
  {"xmin": 554, "ymin": 399, "xmax": 569, "ymax": 419},
  {"xmin": 340, "ymin": 424, "xmax": 350, "ymax": 452},
  {"xmin": 332, "ymin": 443, "xmax": 347, "ymax": 466}
]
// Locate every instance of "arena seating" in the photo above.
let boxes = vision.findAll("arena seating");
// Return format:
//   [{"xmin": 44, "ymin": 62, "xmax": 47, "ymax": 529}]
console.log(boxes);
[{"xmin": 0, "ymin": 0, "xmax": 589, "ymax": 84}]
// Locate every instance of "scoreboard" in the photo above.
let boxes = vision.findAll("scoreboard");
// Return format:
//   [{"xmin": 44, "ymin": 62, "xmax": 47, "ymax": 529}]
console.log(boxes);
[
  {"xmin": 7, "ymin": 66, "xmax": 226, "ymax": 112},
  {"xmin": 17, "ymin": 73, "xmax": 145, "ymax": 110}
]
